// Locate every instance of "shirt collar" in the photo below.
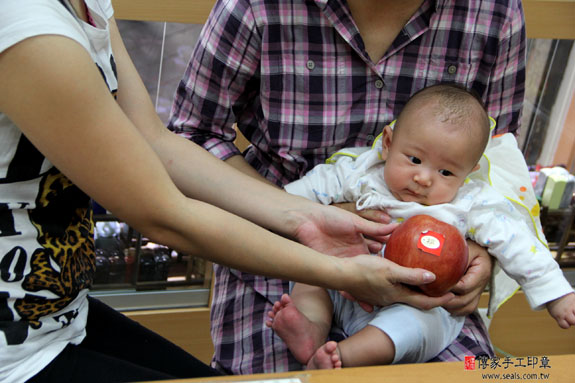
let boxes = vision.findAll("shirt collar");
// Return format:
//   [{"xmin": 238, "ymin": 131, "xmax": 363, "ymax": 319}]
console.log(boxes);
[{"xmin": 313, "ymin": 0, "xmax": 437, "ymax": 65}]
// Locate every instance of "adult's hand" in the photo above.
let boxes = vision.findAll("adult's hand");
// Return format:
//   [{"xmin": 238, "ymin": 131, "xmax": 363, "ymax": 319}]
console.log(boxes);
[
  {"xmin": 443, "ymin": 240, "xmax": 492, "ymax": 316},
  {"xmin": 331, "ymin": 202, "xmax": 392, "ymax": 252},
  {"xmin": 292, "ymin": 204, "xmax": 397, "ymax": 256},
  {"xmin": 292, "ymin": 203, "xmax": 397, "ymax": 311},
  {"xmin": 341, "ymin": 255, "xmax": 454, "ymax": 310}
]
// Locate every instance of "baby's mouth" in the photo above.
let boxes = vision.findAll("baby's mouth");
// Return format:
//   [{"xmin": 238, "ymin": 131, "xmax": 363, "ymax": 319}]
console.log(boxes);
[{"xmin": 405, "ymin": 188, "xmax": 422, "ymax": 198}]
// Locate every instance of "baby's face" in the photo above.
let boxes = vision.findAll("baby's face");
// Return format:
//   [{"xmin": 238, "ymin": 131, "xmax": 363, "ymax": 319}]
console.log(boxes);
[{"xmin": 381, "ymin": 107, "xmax": 480, "ymax": 206}]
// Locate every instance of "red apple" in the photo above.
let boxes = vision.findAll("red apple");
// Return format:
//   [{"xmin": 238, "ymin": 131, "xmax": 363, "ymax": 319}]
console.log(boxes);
[{"xmin": 383, "ymin": 215, "xmax": 468, "ymax": 297}]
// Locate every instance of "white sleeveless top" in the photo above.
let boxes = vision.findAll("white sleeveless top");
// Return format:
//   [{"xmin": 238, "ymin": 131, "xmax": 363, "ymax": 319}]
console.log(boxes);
[{"xmin": 0, "ymin": 1, "xmax": 115, "ymax": 382}]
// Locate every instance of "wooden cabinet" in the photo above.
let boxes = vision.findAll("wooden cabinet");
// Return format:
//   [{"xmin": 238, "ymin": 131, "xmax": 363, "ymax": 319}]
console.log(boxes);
[
  {"xmin": 125, "ymin": 307, "xmax": 214, "ymax": 365},
  {"xmin": 126, "ymin": 291, "xmax": 575, "ymax": 366},
  {"xmin": 480, "ymin": 292, "xmax": 575, "ymax": 357},
  {"xmin": 111, "ymin": 0, "xmax": 575, "ymax": 39}
]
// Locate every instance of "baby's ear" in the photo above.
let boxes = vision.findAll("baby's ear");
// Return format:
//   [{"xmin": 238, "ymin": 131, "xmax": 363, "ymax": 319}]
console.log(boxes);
[{"xmin": 381, "ymin": 125, "xmax": 393, "ymax": 160}]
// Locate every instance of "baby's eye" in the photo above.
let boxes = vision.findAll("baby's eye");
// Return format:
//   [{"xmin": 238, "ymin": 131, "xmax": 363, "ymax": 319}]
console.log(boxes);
[
  {"xmin": 439, "ymin": 169, "xmax": 453, "ymax": 176},
  {"xmin": 408, "ymin": 156, "xmax": 421, "ymax": 164}
]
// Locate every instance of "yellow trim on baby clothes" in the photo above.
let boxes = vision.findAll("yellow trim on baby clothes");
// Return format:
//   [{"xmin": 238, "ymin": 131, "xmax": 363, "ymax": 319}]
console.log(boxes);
[
  {"xmin": 325, "ymin": 152, "xmax": 359, "ymax": 164},
  {"xmin": 325, "ymin": 126, "xmax": 389, "ymax": 164},
  {"xmin": 486, "ymin": 286, "xmax": 522, "ymax": 320},
  {"xmin": 481, "ymin": 143, "xmax": 548, "ymax": 249}
]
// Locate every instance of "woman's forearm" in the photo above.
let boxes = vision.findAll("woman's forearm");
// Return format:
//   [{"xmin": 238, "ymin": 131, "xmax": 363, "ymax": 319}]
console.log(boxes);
[
  {"xmin": 0, "ymin": 33, "xmax": 346, "ymax": 294},
  {"xmin": 224, "ymin": 154, "xmax": 277, "ymax": 185},
  {"xmin": 144, "ymin": 195, "xmax": 349, "ymax": 290},
  {"xmin": 143, "ymin": 196, "xmax": 453, "ymax": 312},
  {"xmin": 149, "ymin": 131, "xmax": 318, "ymax": 238}
]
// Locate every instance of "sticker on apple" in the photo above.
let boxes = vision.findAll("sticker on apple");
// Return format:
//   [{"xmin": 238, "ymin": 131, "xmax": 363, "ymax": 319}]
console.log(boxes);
[{"xmin": 417, "ymin": 230, "xmax": 444, "ymax": 256}]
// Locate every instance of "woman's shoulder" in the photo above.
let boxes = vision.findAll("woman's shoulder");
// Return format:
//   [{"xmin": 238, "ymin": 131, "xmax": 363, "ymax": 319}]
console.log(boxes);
[{"xmin": 0, "ymin": 0, "xmax": 89, "ymax": 55}]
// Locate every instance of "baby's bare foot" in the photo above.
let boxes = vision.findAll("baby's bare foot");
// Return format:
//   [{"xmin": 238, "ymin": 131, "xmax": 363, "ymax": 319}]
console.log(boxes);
[
  {"xmin": 306, "ymin": 341, "xmax": 342, "ymax": 370},
  {"xmin": 266, "ymin": 294, "xmax": 324, "ymax": 364}
]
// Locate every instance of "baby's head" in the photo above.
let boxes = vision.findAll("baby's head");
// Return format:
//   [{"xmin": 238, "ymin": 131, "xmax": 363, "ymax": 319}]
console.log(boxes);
[{"xmin": 381, "ymin": 83, "xmax": 490, "ymax": 205}]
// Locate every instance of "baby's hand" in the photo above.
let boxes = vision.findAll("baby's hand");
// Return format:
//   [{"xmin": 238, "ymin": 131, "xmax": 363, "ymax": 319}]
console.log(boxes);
[{"xmin": 546, "ymin": 292, "xmax": 575, "ymax": 329}]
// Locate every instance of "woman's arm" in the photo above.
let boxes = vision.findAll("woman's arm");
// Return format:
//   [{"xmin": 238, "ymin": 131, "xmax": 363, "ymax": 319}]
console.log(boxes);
[
  {"xmin": 0, "ymin": 33, "xmax": 451, "ymax": 309},
  {"xmin": 105, "ymin": 18, "xmax": 330, "ymax": 235},
  {"xmin": 106, "ymin": 17, "xmax": 388, "ymax": 254}
]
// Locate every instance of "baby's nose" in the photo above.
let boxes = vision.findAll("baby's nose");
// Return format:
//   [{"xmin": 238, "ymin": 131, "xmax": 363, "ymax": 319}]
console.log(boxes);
[{"xmin": 413, "ymin": 171, "xmax": 432, "ymax": 187}]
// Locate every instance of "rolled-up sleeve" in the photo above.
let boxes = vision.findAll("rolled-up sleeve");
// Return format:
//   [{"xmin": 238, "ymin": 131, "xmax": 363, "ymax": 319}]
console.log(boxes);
[{"xmin": 168, "ymin": 0, "xmax": 261, "ymax": 160}]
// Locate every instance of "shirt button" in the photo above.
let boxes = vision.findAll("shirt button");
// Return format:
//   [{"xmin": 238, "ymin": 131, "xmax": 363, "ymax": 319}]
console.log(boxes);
[
  {"xmin": 375, "ymin": 79, "xmax": 384, "ymax": 89},
  {"xmin": 447, "ymin": 65, "xmax": 457, "ymax": 75},
  {"xmin": 306, "ymin": 60, "xmax": 315, "ymax": 70}
]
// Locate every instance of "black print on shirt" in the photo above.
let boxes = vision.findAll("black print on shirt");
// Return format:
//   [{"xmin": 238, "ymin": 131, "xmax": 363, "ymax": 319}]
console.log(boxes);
[
  {"xmin": 1, "ymin": 169, "xmax": 95, "ymax": 345},
  {"xmin": 0, "ymin": 246, "xmax": 27, "ymax": 283},
  {"xmin": 0, "ymin": 203, "xmax": 21, "ymax": 237},
  {"xmin": 53, "ymin": 308, "xmax": 79, "ymax": 328},
  {"xmin": 4, "ymin": 135, "xmax": 45, "ymax": 183},
  {"xmin": 0, "ymin": 292, "xmax": 30, "ymax": 345}
]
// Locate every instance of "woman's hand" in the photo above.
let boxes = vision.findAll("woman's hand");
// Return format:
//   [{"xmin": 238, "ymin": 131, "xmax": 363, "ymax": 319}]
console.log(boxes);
[
  {"xmin": 340, "ymin": 255, "xmax": 454, "ymax": 310},
  {"xmin": 289, "ymin": 203, "xmax": 396, "ymax": 311},
  {"xmin": 330, "ymin": 202, "xmax": 392, "ymax": 252},
  {"xmin": 292, "ymin": 204, "xmax": 397, "ymax": 257},
  {"xmin": 442, "ymin": 240, "xmax": 492, "ymax": 316}
]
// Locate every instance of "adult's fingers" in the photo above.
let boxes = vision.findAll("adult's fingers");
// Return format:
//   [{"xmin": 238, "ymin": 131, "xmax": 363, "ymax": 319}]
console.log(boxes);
[
  {"xmin": 366, "ymin": 238, "xmax": 384, "ymax": 253},
  {"xmin": 356, "ymin": 208, "xmax": 391, "ymax": 224},
  {"xmin": 443, "ymin": 291, "xmax": 481, "ymax": 316},
  {"xmin": 396, "ymin": 285, "xmax": 455, "ymax": 311},
  {"xmin": 444, "ymin": 241, "xmax": 491, "ymax": 315},
  {"xmin": 389, "ymin": 262, "xmax": 437, "ymax": 287}
]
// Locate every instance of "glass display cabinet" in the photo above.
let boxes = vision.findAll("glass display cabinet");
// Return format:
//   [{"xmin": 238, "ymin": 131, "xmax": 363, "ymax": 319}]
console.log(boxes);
[{"xmin": 90, "ymin": 208, "xmax": 212, "ymax": 311}]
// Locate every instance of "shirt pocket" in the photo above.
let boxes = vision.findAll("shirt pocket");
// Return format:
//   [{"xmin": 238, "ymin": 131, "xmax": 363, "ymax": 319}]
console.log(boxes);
[{"xmin": 423, "ymin": 57, "xmax": 480, "ymax": 86}]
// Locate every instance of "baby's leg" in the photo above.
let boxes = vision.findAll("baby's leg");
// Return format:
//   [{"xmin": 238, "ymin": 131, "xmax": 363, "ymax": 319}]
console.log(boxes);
[
  {"xmin": 335, "ymin": 325, "xmax": 395, "ymax": 367},
  {"xmin": 266, "ymin": 284, "xmax": 333, "ymax": 364},
  {"xmin": 367, "ymin": 304, "xmax": 465, "ymax": 364}
]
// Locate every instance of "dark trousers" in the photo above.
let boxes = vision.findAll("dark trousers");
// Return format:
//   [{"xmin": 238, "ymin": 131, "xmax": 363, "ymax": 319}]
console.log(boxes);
[{"xmin": 28, "ymin": 297, "xmax": 221, "ymax": 382}]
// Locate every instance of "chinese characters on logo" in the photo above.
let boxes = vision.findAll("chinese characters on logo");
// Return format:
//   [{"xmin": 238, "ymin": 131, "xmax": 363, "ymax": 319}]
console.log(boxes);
[{"xmin": 464, "ymin": 355, "xmax": 551, "ymax": 371}]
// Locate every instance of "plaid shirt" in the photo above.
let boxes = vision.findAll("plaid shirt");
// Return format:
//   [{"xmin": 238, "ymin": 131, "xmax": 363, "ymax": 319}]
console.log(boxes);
[{"xmin": 169, "ymin": 0, "xmax": 523, "ymax": 374}]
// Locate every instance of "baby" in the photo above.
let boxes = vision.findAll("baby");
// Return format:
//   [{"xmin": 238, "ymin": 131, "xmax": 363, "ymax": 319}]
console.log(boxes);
[{"xmin": 266, "ymin": 84, "xmax": 575, "ymax": 369}]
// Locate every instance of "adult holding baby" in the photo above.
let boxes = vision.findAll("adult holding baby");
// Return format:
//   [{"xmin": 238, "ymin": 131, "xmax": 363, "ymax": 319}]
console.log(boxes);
[{"xmin": 169, "ymin": 0, "xmax": 526, "ymax": 373}]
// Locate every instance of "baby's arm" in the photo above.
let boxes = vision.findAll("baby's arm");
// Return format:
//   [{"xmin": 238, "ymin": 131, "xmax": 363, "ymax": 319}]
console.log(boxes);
[
  {"xmin": 285, "ymin": 159, "xmax": 352, "ymax": 204},
  {"xmin": 467, "ymin": 183, "xmax": 573, "ymax": 319},
  {"xmin": 546, "ymin": 292, "xmax": 575, "ymax": 329},
  {"xmin": 285, "ymin": 149, "xmax": 378, "ymax": 205}
]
